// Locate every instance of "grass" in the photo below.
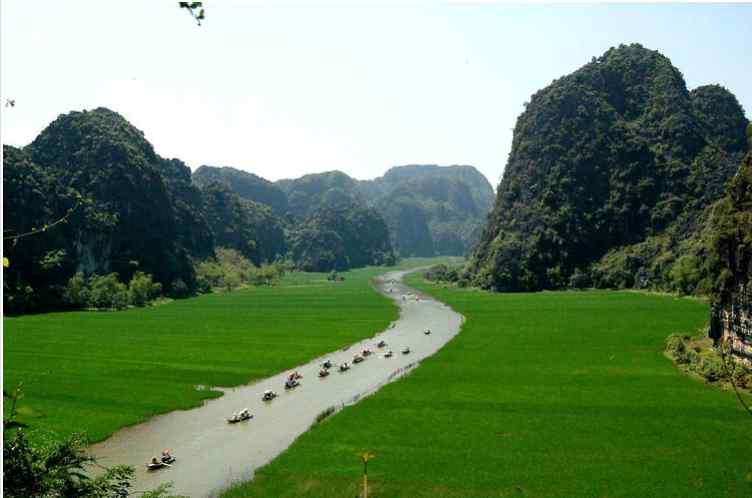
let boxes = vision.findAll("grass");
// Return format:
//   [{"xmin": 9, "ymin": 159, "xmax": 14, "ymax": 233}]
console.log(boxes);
[
  {"xmin": 221, "ymin": 277, "xmax": 752, "ymax": 498},
  {"xmin": 2, "ymin": 258, "xmax": 445, "ymax": 443}
]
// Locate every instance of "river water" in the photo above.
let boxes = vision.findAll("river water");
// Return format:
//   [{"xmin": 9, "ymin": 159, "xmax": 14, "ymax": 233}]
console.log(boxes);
[{"xmin": 90, "ymin": 269, "xmax": 464, "ymax": 497}]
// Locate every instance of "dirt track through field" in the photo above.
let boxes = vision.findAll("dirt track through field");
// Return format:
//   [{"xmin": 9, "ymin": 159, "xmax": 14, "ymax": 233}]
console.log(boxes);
[{"xmin": 90, "ymin": 269, "xmax": 464, "ymax": 497}]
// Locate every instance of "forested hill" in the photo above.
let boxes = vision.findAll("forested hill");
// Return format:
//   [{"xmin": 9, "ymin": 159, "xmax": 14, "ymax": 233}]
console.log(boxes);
[
  {"xmin": 467, "ymin": 43, "xmax": 749, "ymax": 293},
  {"xmin": 192, "ymin": 165, "xmax": 288, "ymax": 216},
  {"xmin": 275, "ymin": 170, "xmax": 365, "ymax": 220},
  {"xmin": 359, "ymin": 165, "xmax": 495, "ymax": 256},
  {"xmin": 3, "ymin": 108, "xmax": 213, "ymax": 312},
  {"xmin": 2, "ymin": 109, "xmax": 395, "ymax": 313}
]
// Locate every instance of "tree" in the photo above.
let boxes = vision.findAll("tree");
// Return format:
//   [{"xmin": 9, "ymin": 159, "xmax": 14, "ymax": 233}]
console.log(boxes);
[
  {"xmin": 88, "ymin": 274, "xmax": 129, "ymax": 310},
  {"xmin": 63, "ymin": 272, "xmax": 90, "ymax": 308},
  {"xmin": 128, "ymin": 272, "xmax": 162, "ymax": 307}
]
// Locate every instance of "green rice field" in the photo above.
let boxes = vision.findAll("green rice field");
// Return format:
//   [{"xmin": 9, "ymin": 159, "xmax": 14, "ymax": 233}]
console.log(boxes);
[
  {"xmin": 3, "ymin": 260, "xmax": 441, "ymax": 443},
  {"xmin": 221, "ymin": 276, "xmax": 752, "ymax": 498}
]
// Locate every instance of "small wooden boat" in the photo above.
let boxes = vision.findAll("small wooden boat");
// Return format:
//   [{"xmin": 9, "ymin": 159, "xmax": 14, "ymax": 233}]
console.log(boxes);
[
  {"xmin": 318, "ymin": 369, "xmax": 330, "ymax": 378},
  {"xmin": 362, "ymin": 349, "xmax": 373, "ymax": 357},
  {"xmin": 227, "ymin": 411, "xmax": 253, "ymax": 424},
  {"xmin": 424, "ymin": 329, "xmax": 431, "ymax": 335},
  {"xmin": 384, "ymin": 350, "xmax": 394, "ymax": 358},
  {"xmin": 262, "ymin": 390, "xmax": 278, "ymax": 401},
  {"xmin": 146, "ymin": 455, "xmax": 176, "ymax": 471},
  {"xmin": 402, "ymin": 347, "xmax": 411, "ymax": 355},
  {"xmin": 377, "ymin": 340, "xmax": 387, "ymax": 348},
  {"xmin": 339, "ymin": 362, "xmax": 351, "ymax": 372},
  {"xmin": 353, "ymin": 355, "xmax": 364, "ymax": 364}
]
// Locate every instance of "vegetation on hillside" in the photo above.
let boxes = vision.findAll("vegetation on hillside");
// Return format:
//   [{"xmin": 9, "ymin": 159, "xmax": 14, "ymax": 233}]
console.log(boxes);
[
  {"xmin": 192, "ymin": 165, "xmax": 288, "ymax": 215},
  {"xmin": 276, "ymin": 171, "xmax": 364, "ymax": 220},
  {"xmin": 288, "ymin": 206, "xmax": 396, "ymax": 272},
  {"xmin": 3, "ymin": 109, "xmax": 210, "ymax": 313},
  {"xmin": 200, "ymin": 182, "xmax": 287, "ymax": 266},
  {"xmin": 467, "ymin": 44, "xmax": 749, "ymax": 293}
]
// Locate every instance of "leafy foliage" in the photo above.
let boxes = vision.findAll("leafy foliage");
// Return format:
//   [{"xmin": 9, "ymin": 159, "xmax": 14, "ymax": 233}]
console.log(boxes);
[
  {"xmin": 128, "ymin": 271, "xmax": 163, "ymax": 306},
  {"xmin": 194, "ymin": 247, "xmax": 287, "ymax": 291},
  {"xmin": 178, "ymin": 1, "xmax": 204, "ymax": 26},
  {"xmin": 80, "ymin": 273, "xmax": 128, "ymax": 310}
]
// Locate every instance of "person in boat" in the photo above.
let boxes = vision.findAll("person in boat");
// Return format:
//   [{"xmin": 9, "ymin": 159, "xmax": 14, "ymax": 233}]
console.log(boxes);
[
  {"xmin": 161, "ymin": 450, "xmax": 172, "ymax": 463},
  {"xmin": 151, "ymin": 456, "xmax": 160, "ymax": 465}
]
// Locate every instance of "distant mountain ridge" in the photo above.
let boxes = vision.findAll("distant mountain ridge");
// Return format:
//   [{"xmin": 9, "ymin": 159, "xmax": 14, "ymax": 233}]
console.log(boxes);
[
  {"xmin": 362, "ymin": 164, "xmax": 494, "ymax": 213},
  {"xmin": 195, "ymin": 164, "xmax": 495, "ymax": 257},
  {"xmin": 360, "ymin": 165, "xmax": 494, "ymax": 256}
]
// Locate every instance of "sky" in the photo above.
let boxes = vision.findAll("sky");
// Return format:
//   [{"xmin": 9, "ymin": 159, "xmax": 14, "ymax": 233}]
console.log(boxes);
[{"xmin": 1, "ymin": 2, "xmax": 750, "ymax": 187}]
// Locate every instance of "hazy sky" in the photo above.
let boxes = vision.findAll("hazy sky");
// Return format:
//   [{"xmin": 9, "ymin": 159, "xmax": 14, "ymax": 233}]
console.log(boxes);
[{"xmin": 2, "ymin": 2, "xmax": 750, "ymax": 186}]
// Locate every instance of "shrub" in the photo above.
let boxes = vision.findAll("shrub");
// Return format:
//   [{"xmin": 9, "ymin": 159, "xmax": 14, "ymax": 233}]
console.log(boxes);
[
  {"xmin": 569, "ymin": 268, "xmax": 592, "ymax": 289},
  {"xmin": 128, "ymin": 272, "xmax": 162, "ymax": 307},
  {"xmin": 665, "ymin": 333, "xmax": 689, "ymax": 363},
  {"xmin": 63, "ymin": 272, "xmax": 90, "ymax": 308},
  {"xmin": 696, "ymin": 355, "xmax": 724, "ymax": 382},
  {"xmin": 88, "ymin": 273, "xmax": 129, "ymax": 310},
  {"xmin": 170, "ymin": 279, "xmax": 190, "ymax": 298},
  {"xmin": 194, "ymin": 247, "xmax": 287, "ymax": 291},
  {"xmin": 425, "ymin": 264, "xmax": 459, "ymax": 283},
  {"xmin": 195, "ymin": 276, "xmax": 212, "ymax": 294}
]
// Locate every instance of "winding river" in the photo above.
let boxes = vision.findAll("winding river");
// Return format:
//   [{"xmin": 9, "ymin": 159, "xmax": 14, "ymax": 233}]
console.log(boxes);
[{"xmin": 90, "ymin": 269, "xmax": 464, "ymax": 497}]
